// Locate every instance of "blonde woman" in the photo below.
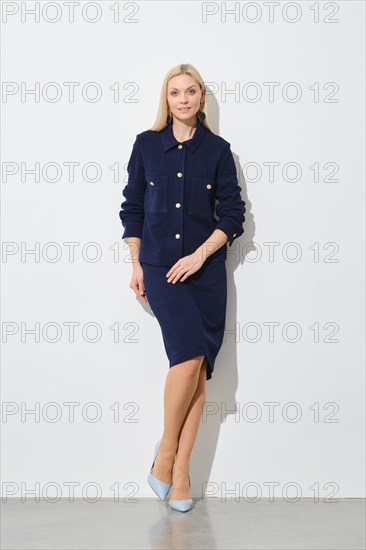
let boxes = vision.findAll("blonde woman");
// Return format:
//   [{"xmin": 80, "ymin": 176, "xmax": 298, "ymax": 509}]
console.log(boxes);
[{"xmin": 119, "ymin": 63, "xmax": 245, "ymax": 512}]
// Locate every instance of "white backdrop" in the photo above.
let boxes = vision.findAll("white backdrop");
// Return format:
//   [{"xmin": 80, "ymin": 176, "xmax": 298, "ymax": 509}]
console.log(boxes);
[{"xmin": 1, "ymin": 1, "xmax": 365, "ymax": 501}]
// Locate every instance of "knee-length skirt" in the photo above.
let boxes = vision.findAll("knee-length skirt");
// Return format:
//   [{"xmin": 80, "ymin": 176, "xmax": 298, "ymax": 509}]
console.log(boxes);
[{"xmin": 140, "ymin": 260, "xmax": 227, "ymax": 380}]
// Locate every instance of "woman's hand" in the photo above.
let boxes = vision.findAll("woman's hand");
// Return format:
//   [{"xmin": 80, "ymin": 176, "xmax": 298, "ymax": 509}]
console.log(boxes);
[
  {"xmin": 130, "ymin": 262, "xmax": 147, "ymax": 302},
  {"xmin": 166, "ymin": 251, "xmax": 205, "ymax": 284}
]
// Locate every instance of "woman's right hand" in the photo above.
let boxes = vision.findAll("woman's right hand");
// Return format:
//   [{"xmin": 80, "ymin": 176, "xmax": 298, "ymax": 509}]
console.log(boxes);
[{"xmin": 130, "ymin": 262, "xmax": 147, "ymax": 303}]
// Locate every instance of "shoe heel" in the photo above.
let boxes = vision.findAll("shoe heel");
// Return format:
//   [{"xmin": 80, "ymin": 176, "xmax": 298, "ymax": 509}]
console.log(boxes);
[{"xmin": 147, "ymin": 439, "xmax": 172, "ymax": 500}]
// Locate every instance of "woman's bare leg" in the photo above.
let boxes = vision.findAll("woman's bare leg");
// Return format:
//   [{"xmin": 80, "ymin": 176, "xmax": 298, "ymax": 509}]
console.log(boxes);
[
  {"xmin": 169, "ymin": 357, "xmax": 207, "ymax": 502},
  {"xmin": 151, "ymin": 355, "xmax": 206, "ymax": 490}
]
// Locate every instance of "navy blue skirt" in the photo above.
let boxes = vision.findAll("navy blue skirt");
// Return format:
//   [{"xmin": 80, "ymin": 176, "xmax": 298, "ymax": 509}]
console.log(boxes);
[{"xmin": 140, "ymin": 260, "xmax": 227, "ymax": 380}]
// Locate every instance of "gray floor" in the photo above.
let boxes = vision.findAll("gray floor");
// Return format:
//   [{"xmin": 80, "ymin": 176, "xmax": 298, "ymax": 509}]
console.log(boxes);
[{"xmin": 1, "ymin": 498, "xmax": 365, "ymax": 549}]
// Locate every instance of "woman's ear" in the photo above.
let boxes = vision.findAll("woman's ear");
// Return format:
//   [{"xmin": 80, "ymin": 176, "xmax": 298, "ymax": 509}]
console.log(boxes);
[{"xmin": 201, "ymin": 89, "xmax": 206, "ymax": 106}]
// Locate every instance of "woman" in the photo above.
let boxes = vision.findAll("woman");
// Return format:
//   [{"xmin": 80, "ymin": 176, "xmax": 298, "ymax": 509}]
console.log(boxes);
[{"xmin": 119, "ymin": 63, "xmax": 245, "ymax": 512}]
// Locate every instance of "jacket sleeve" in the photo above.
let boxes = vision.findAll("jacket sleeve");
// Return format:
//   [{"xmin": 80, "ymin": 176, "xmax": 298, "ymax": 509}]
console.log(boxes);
[
  {"xmin": 215, "ymin": 144, "xmax": 246, "ymax": 246},
  {"xmin": 119, "ymin": 135, "xmax": 146, "ymax": 239}
]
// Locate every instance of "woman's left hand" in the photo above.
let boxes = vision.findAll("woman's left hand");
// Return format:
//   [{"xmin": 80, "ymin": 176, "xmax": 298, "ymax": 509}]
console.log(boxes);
[{"xmin": 166, "ymin": 251, "xmax": 205, "ymax": 283}]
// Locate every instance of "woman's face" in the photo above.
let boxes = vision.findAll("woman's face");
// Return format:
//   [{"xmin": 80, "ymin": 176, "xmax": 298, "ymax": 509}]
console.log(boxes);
[{"xmin": 167, "ymin": 74, "xmax": 204, "ymax": 124}]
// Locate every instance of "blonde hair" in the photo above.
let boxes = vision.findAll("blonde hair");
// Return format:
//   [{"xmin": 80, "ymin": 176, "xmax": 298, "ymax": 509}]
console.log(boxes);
[{"xmin": 149, "ymin": 63, "xmax": 211, "ymax": 132}]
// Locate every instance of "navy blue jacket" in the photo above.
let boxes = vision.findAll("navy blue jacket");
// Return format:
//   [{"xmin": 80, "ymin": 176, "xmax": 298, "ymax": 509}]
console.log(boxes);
[{"xmin": 119, "ymin": 120, "xmax": 246, "ymax": 267}]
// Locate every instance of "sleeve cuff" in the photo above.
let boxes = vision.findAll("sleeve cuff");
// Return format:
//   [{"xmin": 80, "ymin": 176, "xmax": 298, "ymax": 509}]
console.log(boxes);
[
  {"xmin": 122, "ymin": 223, "xmax": 143, "ymax": 240},
  {"xmin": 215, "ymin": 220, "xmax": 242, "ymax": 246}
]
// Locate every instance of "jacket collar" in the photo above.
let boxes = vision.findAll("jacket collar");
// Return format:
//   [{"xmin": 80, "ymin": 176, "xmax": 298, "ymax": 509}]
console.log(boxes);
[{"xmin": 160, "ymin": 119, "xmax": 206, "ymax": 152}]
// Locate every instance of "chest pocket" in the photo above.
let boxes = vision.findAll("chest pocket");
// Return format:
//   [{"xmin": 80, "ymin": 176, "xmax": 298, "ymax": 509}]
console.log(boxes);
[
  {"xmin": 144, "ymin": 175, "xmax": 168, "ymax": 214},
  {"xmin": 188, "ymin": 176, "xmax": 216, "ymax": 217}
]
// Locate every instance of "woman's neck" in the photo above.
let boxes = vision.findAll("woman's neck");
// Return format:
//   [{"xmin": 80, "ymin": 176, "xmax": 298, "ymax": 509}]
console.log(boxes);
[{"xmin": 171, "ymin": 119, "xmax": 197, "ymax": 142}]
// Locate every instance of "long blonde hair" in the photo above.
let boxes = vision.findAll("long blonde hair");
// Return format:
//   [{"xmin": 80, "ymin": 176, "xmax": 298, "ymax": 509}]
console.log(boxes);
[{"xmin": 149, "ymin": 64, "xmax": 212, "ymax": 132}]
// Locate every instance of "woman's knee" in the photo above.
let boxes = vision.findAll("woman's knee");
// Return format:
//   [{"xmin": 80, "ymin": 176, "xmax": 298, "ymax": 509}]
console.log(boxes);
[
  {"xmin": 189, "ymin": 355, "xmax": 205, "ymax": 369},
  {"xmin": 200, "ymin": 356, "xmax": 207, "ymax": 374},
  {"xmin": 171, "ymin": 355, "xmax": 205, "ymax": 376}
]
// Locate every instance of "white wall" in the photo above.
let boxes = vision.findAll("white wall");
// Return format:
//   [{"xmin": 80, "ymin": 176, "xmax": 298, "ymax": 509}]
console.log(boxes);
[{"xmin": 1, "ymin": 0, "xmax": 364, "ymax": 501}]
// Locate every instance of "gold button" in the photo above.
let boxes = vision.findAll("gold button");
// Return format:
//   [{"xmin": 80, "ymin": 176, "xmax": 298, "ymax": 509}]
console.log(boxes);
[
  {"xmin": 177, "ymin": 172, "xmax": 182, "ymax": 178},
  {"xmin": 175, "ymin": 203, "xmax": 181, "ymax": 208},
  {"xmin": 233, "ymin": 233, "xmax": 237, "ymax": 237},
  {"xmin": 178, "ymin": 144, "xmax": 183, "ymax": 149},
  {"xmin": 149, "ymin": 181, "xmax": 154, "ymax": 186},
  {"xmin": 206, "ymin": 184, "xmax": 212, "ymax": 189},
  {"xmin": 175, "ymin": 233, "xmax": 180, "ymax": 239}
]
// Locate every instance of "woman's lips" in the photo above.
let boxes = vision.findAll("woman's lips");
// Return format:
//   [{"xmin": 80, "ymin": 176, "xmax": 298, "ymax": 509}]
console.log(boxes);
[{"xmin": 179, "ymin": 107, "xmax": 190, "ymax": 111}]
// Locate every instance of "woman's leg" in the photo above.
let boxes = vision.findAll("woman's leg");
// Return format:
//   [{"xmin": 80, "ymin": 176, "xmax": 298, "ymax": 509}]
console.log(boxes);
[
  {"xmin": 169, "ymin": 357, "xmax": 207, "ymax": 502},
  {"xmin": 151, "ymin": 355, "xmax": 206, "ymax": 489}
]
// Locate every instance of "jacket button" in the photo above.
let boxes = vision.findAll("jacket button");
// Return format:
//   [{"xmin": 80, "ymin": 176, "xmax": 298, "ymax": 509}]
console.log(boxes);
[
  {"xmin": 206, "ymin": 184, "xmax": 212, "ymax": 189},
  {"xmin": 175, "ymin": 233, "xmax": 181, "ymax": 239},
  {"xmin": 149, "ymin": 181, "xmax": 154, "ymax": 186},
  {"xmin": 177, "ymin": 172, "xmax": 182, "ymax": 178},
  {"xmin": 175, "ymin": 203, "xmax": 181, "ymax": 208},
  {"xmin": 178, "ymin": 144, "xmax": 183, "ymax": 149},
  {"xmin": 233, "ymin": 233, "xmax": 237, "ymax": 237}
]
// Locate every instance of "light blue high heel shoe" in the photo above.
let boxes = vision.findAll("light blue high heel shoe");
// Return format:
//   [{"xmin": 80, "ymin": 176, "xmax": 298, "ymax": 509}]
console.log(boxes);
[
  {"xmin": 169, "ymin": 474, "xmax": 193, "ymax": 512},
  {"xmin": 147, "ymin": 439, "xmax": 172, "ymax": 500}
]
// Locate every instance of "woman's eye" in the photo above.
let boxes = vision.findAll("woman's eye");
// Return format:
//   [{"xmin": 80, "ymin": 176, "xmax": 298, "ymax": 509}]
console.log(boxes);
[{"xmin": 170, "ymin": 90, "xmax": 196, "ymax": 96}]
